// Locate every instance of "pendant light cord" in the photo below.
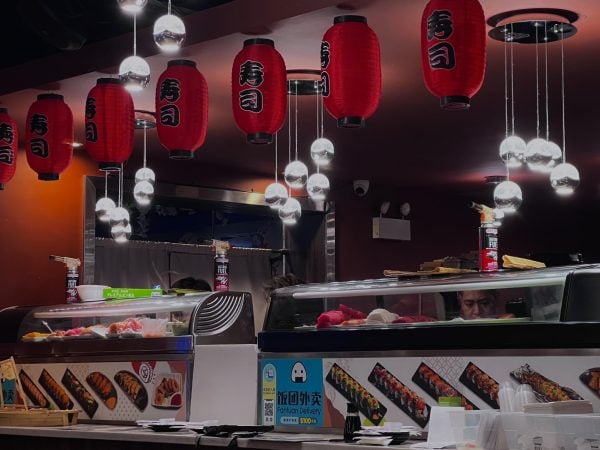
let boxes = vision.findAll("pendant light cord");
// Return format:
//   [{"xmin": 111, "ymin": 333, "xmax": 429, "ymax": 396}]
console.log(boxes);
[
  {"xmin": 294, "ymin": 82, "xmax": 298, "ymax": 161},
  {"xmin": 545, "ymin": 21, "xmax": 550, "ymax": 141},
  {"xmin": 288, "ymin": 82, "xmax": 292, "ymax": 164},
  {"xmin": 315, "ymin": 83, "xmax": 321, "ymax": 174},
  {"xmin": 510, "ymin": 23, "xmax": 516, "ymax": 136},
  {"xmin": 143, "ymin": 126, "xmax": 147, "ymax": 168},
  {"xmin": 168, "ymin": 0, "xmax": 172, "ymax": 15},
  {"xmin": 274, "ymin": 133, "xmax": 278, "ymax": 182},
  {"xmin": 118, "ymin": 164, "xmax": 124, "ymax": 208},
  {"xmin": 535, "ymin": 24, "xmax": 540, "ymax": 139},
  {"xmin": 561, "ymin": 25, "xmax": 567, "ymax": 162},
  {"xmin": 504, "ymin": 28, "xmax": 509, "ymax": 139},
  {"xmin": 104, "ymin": 171, "xmax": 108, "ymax": 198},
  {"xmin": 133, "ymin": 14, "xmax": 137, "ymax": 56}
]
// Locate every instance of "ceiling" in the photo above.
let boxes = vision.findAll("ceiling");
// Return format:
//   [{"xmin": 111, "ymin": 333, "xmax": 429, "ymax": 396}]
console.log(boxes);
[{"xmin": 2, "ymin": 0, "xmax": 600, "ymax": 199}]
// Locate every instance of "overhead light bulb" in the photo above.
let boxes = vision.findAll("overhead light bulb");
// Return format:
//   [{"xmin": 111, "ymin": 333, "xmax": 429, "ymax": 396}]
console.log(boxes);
[
  {"xmin": 111, "ymin": 224, "xmax": 132, "ymax": 243},
  {"xmin": 306, "ymin": 173, "xmax": 330, "ymax": 200},
  {"xmin": 135, "ymin": 167, "xmax": 156, "ymax": 184},
  {"xmin": 264, "ymin": 182, "xmax": 288, "ymax": 210},
  {"xmin": 499, "ymin": 136, "xmax": 526, "ymax": 168},
  {"xmin": 117, "ymin": 0, "xmax": 147, "ymax": 14},
  {"xmin": 134, "ymin": 180, "xmax": 154, "ymax": 206},
  {"xmin": 550, "ymin": 162, "xmax": 580, "ymax": 196},
  {"xmin": 284, "ymin": 160, "xmax": 308, "ymax": 189},
  {"xmin": 493, "ymin": 180, "xmax": 522, "ymax": 214},
  {"xmin": 109, "ymin": 206, "xmax": 130, "ymax": 230},
  {"xmin": 278, "ymin": 197, "xmax": 302, "ymax": 225},
  {"xmin": 492, "ymin": 208, "xmax": 504, "ymax": 227},
  {"xmin": 153, "ymin": 14, "xmax": 186, "ymax": 52},
  {"xmin": 95, "ymin": 197, "xmax": 116, "ymax": 222},
  {"xmin": 119, "ymin": 55, "xmax": 150, "ymax": 92},
  {"xmin": 310, "ymin": 137, "xmax": 334, "ymax": 166},
  {"xmin": 541, "ymin": 140, "xmax": 563, "ymax": 173},
  {"xmin": 525, "ymin": 138, "xmax": 554, "ymax": 172}
]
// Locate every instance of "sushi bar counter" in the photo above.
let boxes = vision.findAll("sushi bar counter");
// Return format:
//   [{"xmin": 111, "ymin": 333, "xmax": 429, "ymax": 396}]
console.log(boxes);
[{"xmin": 0, "ymin": 424, "xmax": 408, "ymax": 450}]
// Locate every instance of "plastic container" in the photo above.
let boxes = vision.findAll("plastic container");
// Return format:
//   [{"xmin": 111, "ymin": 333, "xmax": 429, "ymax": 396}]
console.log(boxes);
[
  {"xmin": 76, "ymin": 284, "xmax": 110, "ymax": 302},
  {"xmin": 498, "ymin": 381, "xmax": 517, "ymax": 412},
  {"xmin": 515, "ymin": 384, "xmax": 537, "ymax": 412}
]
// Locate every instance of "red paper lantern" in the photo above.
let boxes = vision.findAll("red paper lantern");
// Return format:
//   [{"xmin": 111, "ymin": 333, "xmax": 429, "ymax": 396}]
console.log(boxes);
[
  {"xmin": 231, "ymin": 38, "xmax": 286, "ymax": 144},
  {"xmin": 321, "ymin": 15, "xmax": 381, "ymax": 128},
  {"xmin": 25, "ymin": 94, "xmax": 73, "ymax": 181},
  {"xmin": 85, "ymin": 78, "xmax": 134, "ymax": 170},
  {"xmin": 420, "ymin": 0, "xmax": 486, "ymax": 110},
  {"xmin": 0, "ymin": 108, "xmax": 18, "ymax": 190},
  {"xmin": 156, "ymin": 60, "xmax": 209, "ymax": 160}
]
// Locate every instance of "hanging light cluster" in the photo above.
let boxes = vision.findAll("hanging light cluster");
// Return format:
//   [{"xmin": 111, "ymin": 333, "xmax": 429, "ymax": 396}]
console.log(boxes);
[
  {"xmin": 488, "ymin": 11, "xmax": 581, "ymax": 201},
  {"xmin": 117, "ymin": 0, "xmax": 187, "ymax": 92},
  {"xmin": 133, "ymin": 122, "xmax": 155, "ymax": 207},
  {"xmin": 253, "ymin": 15, "xmax": 381, "ymax": 225}
]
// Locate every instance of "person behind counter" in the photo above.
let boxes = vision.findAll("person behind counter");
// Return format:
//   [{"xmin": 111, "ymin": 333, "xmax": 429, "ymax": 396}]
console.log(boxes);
[
  {"xmin": 457, "ymin": 289, "xmax": 497, "ymax": 320},
  {"xmin": 171, "ymin": 277, "xmax": 212, "ymax": 292}
]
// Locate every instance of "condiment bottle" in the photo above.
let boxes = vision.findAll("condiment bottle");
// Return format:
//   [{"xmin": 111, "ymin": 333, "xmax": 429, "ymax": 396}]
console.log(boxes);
[
  {"xmin": 214, "ymin": 248, "xmax": 230, "ymax": 292},
  {"xmin": 344, "ymin": 402, "xmax": 361, "ymax": 442}
]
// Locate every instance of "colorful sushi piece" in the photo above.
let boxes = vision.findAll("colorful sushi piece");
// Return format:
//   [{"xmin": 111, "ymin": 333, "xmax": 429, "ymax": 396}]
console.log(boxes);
[{"xmin": 325, "ymin": 363, "xmax": 387, "ymax": 425}]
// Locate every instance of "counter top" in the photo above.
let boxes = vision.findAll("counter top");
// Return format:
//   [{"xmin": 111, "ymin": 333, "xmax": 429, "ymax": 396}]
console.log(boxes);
[{"xmin": 0, "ymin": 425, "xmax": 415, "ymax": 449}]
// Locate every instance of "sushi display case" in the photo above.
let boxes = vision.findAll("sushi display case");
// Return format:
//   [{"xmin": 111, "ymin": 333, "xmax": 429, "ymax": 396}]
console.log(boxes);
[
  {"xmin": 0, "ymin": 291, "xmax": 255, "ymax": 423},
  {"xmin": 257, "ymin": 265, "xmax": 600, "ymax": 431}
]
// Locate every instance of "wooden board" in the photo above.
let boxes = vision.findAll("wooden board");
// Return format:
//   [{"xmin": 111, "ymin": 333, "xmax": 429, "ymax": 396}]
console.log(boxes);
[{"xmin": 0, "ymin": 408, "xmax": 78, "ymax": 427}]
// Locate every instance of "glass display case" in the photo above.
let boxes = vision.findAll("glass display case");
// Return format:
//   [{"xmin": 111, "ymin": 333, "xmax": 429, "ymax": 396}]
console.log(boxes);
[
  {"xmin": 263, "ymin": 264, "xmax": 600, "ymax": 333},
  {"xmin": 13, "ymin": 291, "xmax": 254, "ymax": 345},
  {"xmin": 257, "ymin": 266, "xmax": 600, "ymax": 431},
  {"xmin": 0, "ymin": 291, "xmax": 256, "ymax": 424}
]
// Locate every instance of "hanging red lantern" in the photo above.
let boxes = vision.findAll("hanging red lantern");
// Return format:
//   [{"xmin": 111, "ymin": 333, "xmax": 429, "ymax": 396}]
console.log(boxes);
[
  {"xmin": 231, "ymin": 38, "xmax": 286, "ymax": 144},
  {"xmin": 25, "ymin": 94, "xmax": 73, "ymax": 181},
  {"xmin": 156, "ymin": 60, "xmax": 208, "ymax": 160},
  {"xmin": 420, "ymin": 0, "xmax": 486, "ymax": 110},
  {"xmin": 0, "ymin": 108, "xmax": 18, "ymax": 190},
  {"xmin": 85, "ymin": 78, "xmax": 134, "ymax": 170},
  {"xmin": 321, "ymin": 15, "xmax": 381, "ymax": 128}
]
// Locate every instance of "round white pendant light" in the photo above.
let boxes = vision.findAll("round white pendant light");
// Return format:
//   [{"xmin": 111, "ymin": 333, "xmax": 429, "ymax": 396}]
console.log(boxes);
[
  {"xmin": 278, "ymin": 197, "xmax": 302, "ymax": 225},
  {"xmin": 539, "ymin": 140, "xmax": 562, "ymax": 173},
  {"xmin": 134, "ymin": 180, "xmax": 154, "ymax": 206},
  {"xmin": 109, "ymin": 206, "xmax": 130, "ymax": 230},
  {"xmin": 310, "ymin": 137, "xmax": 334, "ymax": 166},
  {"xmin": 306, "ymin": 173, "xmax": 330, "ymax": 200},
  {"xmin": 550, "ymin": 162, "xmax": 579, "ymax": 196},
  {"xmin": 284, "ymin": 160, "xmax": 308, "ymax": 189},
  {"xmin": 525, "ymin": 138, "xmax": 554, "ymax": 172},
  {"xmin": 499, "ymin": 135, "xmax": 526, "ymax": 168},
  {"xmin": 117, "ymin": 0, "xmax": 147, "ymax": 13},
  {"xmin": 95, "ymin": 197, "xmax": 116, "ymax": 222},
  {"xmin": 135, "ymin": 167, "xmax": 156, "ymax": 184},
  {"xmin": 493, "ymin": 180, "xmax": 523, "ymax": 214},
  {"xmin": 119, "ymin": 55, "xmax": 151, "ymax": 92},
  {"xmin": 111, "ymin": 224, "xmax": 132, "ymax": 243},
  {"xmin": 264, "ymin": 182, "xmax": 288, "ymax": 210},
  {"xmin": 153, "ymin": 14, "xmax": 186, "ymax": 53}
]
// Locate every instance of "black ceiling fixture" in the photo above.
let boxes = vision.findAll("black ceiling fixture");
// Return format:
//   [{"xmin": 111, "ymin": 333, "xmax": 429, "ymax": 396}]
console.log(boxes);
[{"xmin": 0, "ymin": 0, "xmax": 234, "ymax": 71}]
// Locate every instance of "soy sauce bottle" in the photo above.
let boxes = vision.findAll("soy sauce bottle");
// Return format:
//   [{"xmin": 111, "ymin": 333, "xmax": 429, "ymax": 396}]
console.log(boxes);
[{"xmin": 344, "ymin": 402, "xmax": 360, "ymax": 442}]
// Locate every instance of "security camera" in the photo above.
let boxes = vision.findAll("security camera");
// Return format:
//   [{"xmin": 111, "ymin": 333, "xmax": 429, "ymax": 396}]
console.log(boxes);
[{"xmin": 353, "ymin": 180, "xmax": 370, "ymax": 197}]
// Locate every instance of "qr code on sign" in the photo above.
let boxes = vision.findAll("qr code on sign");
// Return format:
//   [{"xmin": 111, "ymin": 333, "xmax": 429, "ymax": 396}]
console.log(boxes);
[{"xmin": 263, "ymin": 400, "xmax": 274, "ymax": 425}]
